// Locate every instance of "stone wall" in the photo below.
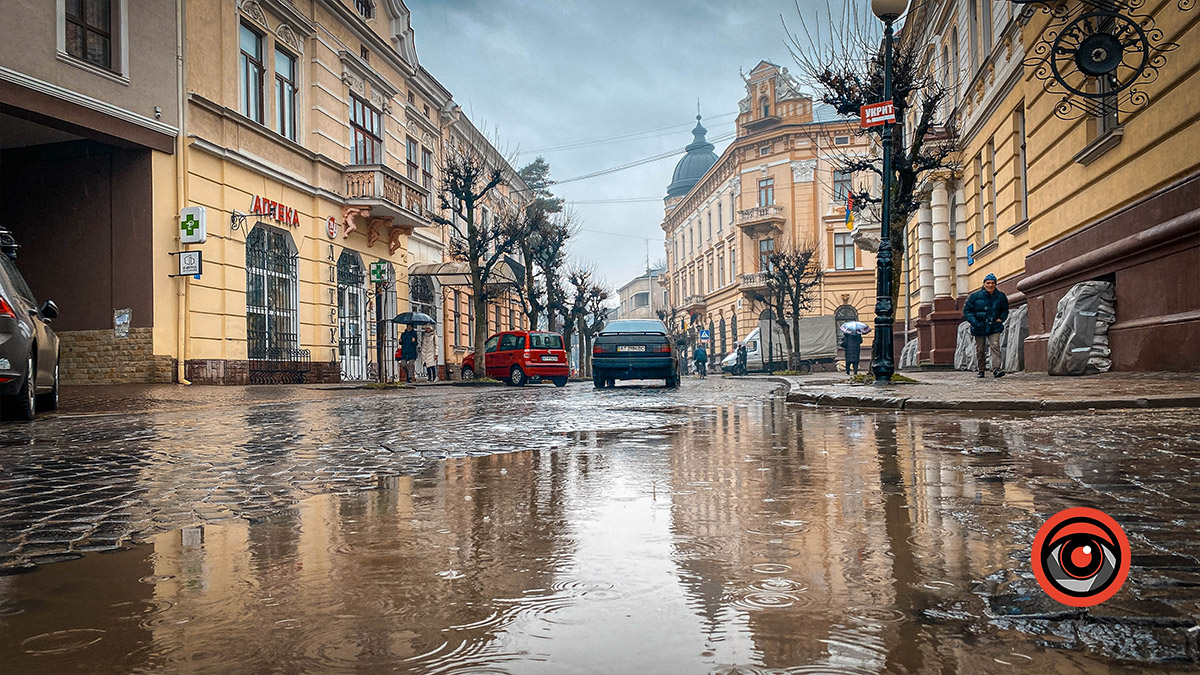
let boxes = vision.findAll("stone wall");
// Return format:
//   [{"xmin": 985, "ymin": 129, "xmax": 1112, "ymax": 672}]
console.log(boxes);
[
  {"xmin": 59, "ymin": 328, "xmax": 175, "ymax": 384},
  {"xmin": 185, "ymin": 359, "xmax": 341, "ymax": 385}
]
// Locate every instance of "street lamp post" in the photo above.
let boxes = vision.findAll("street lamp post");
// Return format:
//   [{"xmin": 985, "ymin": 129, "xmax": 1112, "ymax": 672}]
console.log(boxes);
[{"xmin": 869, "ymin": 0, "xmax": 909, "ymax": 383}]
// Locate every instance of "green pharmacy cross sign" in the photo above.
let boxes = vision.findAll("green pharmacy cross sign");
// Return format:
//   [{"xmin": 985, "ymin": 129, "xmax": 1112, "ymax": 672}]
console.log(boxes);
[
  {"xmin": 179, "ymin": 206, "xmax": 208, "ymax": 244},
  {"xmin": 369, "ymin": 261, "xmax": 388, "ymax": 284}
]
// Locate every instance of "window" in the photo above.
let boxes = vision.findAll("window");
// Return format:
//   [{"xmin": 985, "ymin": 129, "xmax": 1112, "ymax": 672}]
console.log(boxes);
[
  {"xmin": 707, "ymin": 260, "xmax": 714, "ymax": 291},
  {"xmin": 759, "ymin": 146, "xmax": 770, "ymax": 157},
  {"xmin": 245, "ymin": 226, "xmax": 298, "ymax": 359},
  {"xmin": 422, "ymin": 148, "xmax": 434, "ymax": 207},
  {"xmin": 834, "ymin": 136, "xmax": 850, "ymax": 146},
  {"xmin": 351, "ymin": 95, "xmax": 382, "ymax": 164},
  {"xmin": 494, "ymin": 305, "xmax": 501, "ymax": 334},
  {"xmin": 1015, "ymin": 108, "xmax": 1028, "ymax": 223},
  {"xmin": 407, "ymin": 91, "xmax": 415, "ymax": 105},
  {"xmin": 707, "ymin": 211, "xmax": 713, "ymax": 240},
  {"xmin": 500, "ymin": 333, "xmax": 523, "ymax": 351},
  {"xmin": 758, "ymin": 178, "xmax": 774, "ymax": 206},
  {"xmin": 732, "ymin": 314, "xmax": 738, "ymax": 342},
  {"xmin": 402, "ymin": 137, "xmax": 418, "ymax": 181},
  {"xmin": 423, "ymin": 105, "xmax": 430, "ymax": 118},
  {"xmin": 484, "ymin": 336, "xmax": 499, "ymax": 353},
  {"xmin": 337, "ymin": 251, "xmax": 368, "ymax": 380},
  {"xmin": 410, "ymin": 275, "xmax": 436, "ymax": 319},
  {"xmin": 730, "ymin": 247, "xmax": 737, "ymax": 280},
  {"xmin": 987, "ymin": 139, "xmax": 997, "ymax": 240},
  {"xmin": 66, "ymin": 0, "xmax": 112, "ymax": 69},
  {"xmin": 834, "ymin": 232, "xmax": 855, "ymax": 270},
  {"xmin": 453, "ymin": 290, "xmax": 462, "ymax": 347},
  {"xmin": 951, "ymin": 27, "xmax": 961, "ymax": 103},
  {"xmin": 239, "ymin": 22, "xmax": 265, "ymax": 123},
  {"xmin": 759, "ymin": 238, "xmax": 775, "ymax": 272},
  {"xmin": 719, "ymin": 318, "xmax": 727, "ymax": 355},
  {"xmin": 760, "ymin": 97, "xmax": 770, "ymax": 117},
  {"xmin": 355, "ymin": 0, "xmax": 374, "ymax": 19},
  {"xmin": 717, "ymin": 205, "xmax": 722, "ymax": 232},
  {"xmin": 834, "ymin": 305, "xmax": 858, "ymax": 348},
  {"xmin": 633, "ymin": 292, "xmax": 650, "ymax": 308},
  {"xmin": 833, "ymin": 169, "xmax": 853, "ymax": 202},
  {"xmin": 969, "ymin": 0, "xmax": 979, "ymax": 70},
  {"xmin": 509, "ymin": 308, "xmax": 517, "ymax": 330},
  {"xmin": 718, "ymin": 252, "xmax": 725, "ymax": 287},
  {"xmin": 530, "ymin": 334, "xmax": 563, "ymax": 349},
  {"xmin": 274, "ymin": 47, "xmax": 297, "ymax": 141},
  {"xmin": 981, "ymin": 0, "xmax": 993, "ymax": 53}
]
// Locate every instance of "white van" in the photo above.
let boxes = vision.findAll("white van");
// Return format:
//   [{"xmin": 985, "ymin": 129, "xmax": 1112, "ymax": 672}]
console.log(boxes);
[{"xmin": 720, "ymin": 316, "xmax": 839, "ymax": 374}]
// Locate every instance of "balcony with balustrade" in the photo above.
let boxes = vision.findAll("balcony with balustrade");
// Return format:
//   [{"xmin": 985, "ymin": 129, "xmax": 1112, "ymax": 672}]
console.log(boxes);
[
  {"xmin": 738, "ymin": 272, "xmax": 770, "ymax": 296},
  {"xmin": 342, "ymin": 164, "xmax": 433, "ymax": 231},
  {"xmin": 736, "ymin": 205, "xmax": 785, "ymax": 238},
  {"xmin": 680, "ymin": 294, "xmax": 707, "ymax": 314}
]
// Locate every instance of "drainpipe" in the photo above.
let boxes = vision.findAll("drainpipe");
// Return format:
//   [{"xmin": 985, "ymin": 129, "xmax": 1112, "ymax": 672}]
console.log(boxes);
[{"xmin": 175, "ymin": 0, "xmax": 190, "ymax": 384}]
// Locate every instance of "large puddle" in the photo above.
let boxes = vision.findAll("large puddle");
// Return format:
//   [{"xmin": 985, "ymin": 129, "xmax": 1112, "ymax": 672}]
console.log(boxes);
[{"xmin": 2, "ymin": 397, "xmax": 1199, "ymax": 673}]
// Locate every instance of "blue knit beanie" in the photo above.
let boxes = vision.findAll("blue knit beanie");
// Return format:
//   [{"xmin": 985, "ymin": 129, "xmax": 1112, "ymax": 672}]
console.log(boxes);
[{"xmin": 984, "ymin": 273, "xmax": 997, "ymax": 282}]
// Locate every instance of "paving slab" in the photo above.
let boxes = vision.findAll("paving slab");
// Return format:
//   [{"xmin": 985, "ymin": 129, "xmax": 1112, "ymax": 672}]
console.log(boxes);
[{"xmin": 765, "ymin": 370, "xmax": 1200, "ymax": 411}]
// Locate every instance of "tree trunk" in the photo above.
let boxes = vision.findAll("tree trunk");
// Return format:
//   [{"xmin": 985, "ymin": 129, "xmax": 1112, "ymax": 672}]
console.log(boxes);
[
  {"xmin": 471, "ymin": 269, "xmax": 487, "ymax": 377},
  {"xmin": 581, "ymin": 328, "xmax": 592, "ymax": 378}
]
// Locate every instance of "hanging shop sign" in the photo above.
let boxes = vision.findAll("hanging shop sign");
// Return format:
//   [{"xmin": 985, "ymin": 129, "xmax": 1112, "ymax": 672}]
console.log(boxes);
[
  {"xmin": 249, "ymin": 195, "xmax": 301, "ymax": 227},
  {"xmin": 169, "ymin": 250, "xmax": 203, "ymax": 278},
  {"xmin": 369, "ymin": 261, "xmax": 388, "ymax": 283},
  {"xmin": 860, "ymin": 100, "xmax": 895, "ymax": 128},
  {"xmin": 179, "ymin": 206, "xmax": 208, "ymax": 244},
  {"xmin": 326, "ymin": 216, "xmax": 339, "ymax": 239}
]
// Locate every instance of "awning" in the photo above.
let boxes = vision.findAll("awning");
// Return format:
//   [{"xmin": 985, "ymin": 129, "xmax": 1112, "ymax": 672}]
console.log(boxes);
[{"xmin": 409, "ymin": 261, "xmax": 518, "ymax": 288}]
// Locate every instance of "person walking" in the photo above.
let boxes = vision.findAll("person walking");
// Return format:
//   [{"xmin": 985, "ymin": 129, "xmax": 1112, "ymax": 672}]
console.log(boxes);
[
  {"xmin": 843, "ymin": 331, "xmax": 863, "ymax": 376},
  {"xmin": 736, "ymin": 342, "xmax": 748, "ymax": 375},
  {"xmin": 399, "ymin": 324, "xmax": 420, "ymax": 383},
  {"xmin": 693, "ymin": 344, "xmax": 708, "ymax": 378},
  {"xmin": 963, "ymin": 273, "xmax": 1009, "ymax": 378},
  {"xmin": 420, "ymin": 325, "xmax": 438, "ymax": 382}
]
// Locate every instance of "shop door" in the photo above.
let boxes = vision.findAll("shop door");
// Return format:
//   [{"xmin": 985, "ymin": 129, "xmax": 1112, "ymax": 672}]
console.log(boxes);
[{"xmin": 337, "ymin": 252, "xmax": 368, "ymax": 380}]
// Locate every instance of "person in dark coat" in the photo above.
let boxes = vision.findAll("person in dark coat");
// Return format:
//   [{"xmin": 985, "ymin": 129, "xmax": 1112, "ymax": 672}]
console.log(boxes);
[
  {"xmin": 693, "ymin": 344, "xmax": 708, "ymax": 378},
  {"xmin": 963, "ymin": 273, "xmax": 1009, "ymax": 378},
  {"xmin": 736, "ymin": 343, "xmax": 748, "ymax": 375},
  {"xmin": 399, "ymin": 324, "xmax": 420, "ymax": 382},
  {"xmin": 843, "ymin": 331, "xmax": 863, "ymax": 375}
]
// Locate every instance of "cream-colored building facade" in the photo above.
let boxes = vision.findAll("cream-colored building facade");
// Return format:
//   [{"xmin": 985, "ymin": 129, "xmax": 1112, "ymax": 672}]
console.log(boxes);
[
  {"xmin": 897, "ymin": 0, "xmax": 1199, "ymax": 371},
  {"xmin": 662, "ymin": 62, "xmax": 876, "ymax": 362},
  {"xmin": 180, "ymin": 0, "xmax": 525, "ymax": 383}
]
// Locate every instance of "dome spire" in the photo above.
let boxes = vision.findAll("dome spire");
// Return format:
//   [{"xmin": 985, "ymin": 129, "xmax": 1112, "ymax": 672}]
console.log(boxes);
[{"xmin": 666, "ymin": 110, "xmax": 719, "ymax": 199}]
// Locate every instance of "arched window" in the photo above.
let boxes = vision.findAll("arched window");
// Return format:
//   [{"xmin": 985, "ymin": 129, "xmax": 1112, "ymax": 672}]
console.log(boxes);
[
  {"xmin": 337, "ymin": 250, "xmax": 367, "ymax": 380},
  {"xmin": 245, "ymin": 225, "xmax": 298, "ymax": 359},
  {"xmin": 834, "ymin": 304, "xmax": 859, "ymax": 348},
  {"xmin": 719, "ymin": 317, "xmax": 727, "ymax": 355},
  {"xmin": 731, "ymin": 314, "xmax": 738, "ymax": 343},
  {"xmin": 410, "ymin": 274, "xmax": 436, "ymax": 317},
  {"xmin": 759, "ymin": 96, "xmax": 770, "ymax": 118}
]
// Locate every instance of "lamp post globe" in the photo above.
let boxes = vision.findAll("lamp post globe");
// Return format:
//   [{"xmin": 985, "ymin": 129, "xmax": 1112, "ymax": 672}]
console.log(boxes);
[{"xmin": 871, "ymin": 0, "xmax": 909, "ymax": 21}]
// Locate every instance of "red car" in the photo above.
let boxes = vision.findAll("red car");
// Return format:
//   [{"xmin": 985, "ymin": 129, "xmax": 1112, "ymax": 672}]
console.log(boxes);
[{"xmin": 461, "ymin": 331, "xmax": 569, "ymax": 387}]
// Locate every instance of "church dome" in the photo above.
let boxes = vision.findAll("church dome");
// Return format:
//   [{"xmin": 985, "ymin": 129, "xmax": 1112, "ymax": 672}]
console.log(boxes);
[{"xmin": 666, "ymin": 115, "xmax": 718, "ymax": 199}]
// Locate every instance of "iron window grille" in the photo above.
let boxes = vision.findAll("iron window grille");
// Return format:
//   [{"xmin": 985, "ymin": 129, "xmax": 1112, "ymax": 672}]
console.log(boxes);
[
  {"xmin": 66, "ymin": 0, "xmax": 112, "ymax": 70},
  {"xmin": 337, "ymin": 251, "xmax": 368, "ymax": 380},
  {"xmin": 246, "ymin": 226, "xmax": 298, "ymax": 359}
]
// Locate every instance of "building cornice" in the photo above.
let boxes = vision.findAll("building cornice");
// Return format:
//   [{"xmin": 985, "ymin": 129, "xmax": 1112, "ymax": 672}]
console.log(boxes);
[
  {"xmin": 0, "ymin": 66, "xmax": 178, "ymax": 139},
  {"xmin": 314, "ymin": 0, "xmax": 416, "ymax": 79}
]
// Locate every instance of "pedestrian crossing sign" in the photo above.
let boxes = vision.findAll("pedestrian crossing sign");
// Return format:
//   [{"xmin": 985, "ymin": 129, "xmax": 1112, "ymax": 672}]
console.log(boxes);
[{"xmin": 369, "ymin": 261, "xmax": 387, "ymax": 283}]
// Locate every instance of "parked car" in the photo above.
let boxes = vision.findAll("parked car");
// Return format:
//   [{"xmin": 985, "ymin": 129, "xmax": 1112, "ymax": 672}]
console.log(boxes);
[
  {"xmin": 0, "ymin": 231, "xmax": 60, "ymax": 420},
  {"xmin": 591, "ymin": 319, "xmax": 679, "ymax": 389},
  {"xmin": 461, "ymin": 331, "xmax": 569, "ymax": 387}
]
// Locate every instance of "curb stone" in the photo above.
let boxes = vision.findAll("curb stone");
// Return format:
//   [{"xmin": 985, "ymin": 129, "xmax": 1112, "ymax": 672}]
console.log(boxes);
[{"xmin": 783, "ymin": 387, "xmax": 1200, "ymax": 412}]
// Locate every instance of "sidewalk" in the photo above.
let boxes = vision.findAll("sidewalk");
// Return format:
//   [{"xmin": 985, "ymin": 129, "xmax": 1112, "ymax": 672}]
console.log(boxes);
[{"xmin": 768, "ymin": 370, "xmax": 1200, "ymax": 411}]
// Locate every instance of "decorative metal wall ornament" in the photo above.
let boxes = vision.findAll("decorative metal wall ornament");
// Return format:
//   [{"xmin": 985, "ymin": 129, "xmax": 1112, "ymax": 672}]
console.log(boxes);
[{"xmin": 1014, "ymin": 0, "xmax": 1192, "ymax": 120}]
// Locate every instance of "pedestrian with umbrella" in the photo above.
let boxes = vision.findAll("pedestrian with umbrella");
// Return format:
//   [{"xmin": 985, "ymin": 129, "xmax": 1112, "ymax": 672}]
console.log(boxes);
[
  {"xmin": 393, "ymin": 311, "xmax": 433, "ymax": 383},
  {"xmin": 840, "ymin": 321, "xmax": 870, "ymax": 376}
]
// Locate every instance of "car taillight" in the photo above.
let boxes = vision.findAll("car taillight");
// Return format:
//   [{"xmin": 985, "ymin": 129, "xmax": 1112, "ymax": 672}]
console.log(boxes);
[
  {"xmin": 658, "ymin": 344, "xmax": 671, "ymax": 353},
  {"xmin": 0, "ymin": 297, "xmax": 13, "ymax": 318},
  {"xmin": 592, "ymin": 345, "xmax": 602, "ymax": 354},
  {"xmin": 524, "ymin": 350, "xmax": 531, "ymax": 358}
]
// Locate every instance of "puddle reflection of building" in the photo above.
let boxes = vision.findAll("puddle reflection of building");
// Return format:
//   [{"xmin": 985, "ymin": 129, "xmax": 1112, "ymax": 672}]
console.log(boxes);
[{"xmin": 137, "ymin": 445, "xmax": 583, "ymax": 668}]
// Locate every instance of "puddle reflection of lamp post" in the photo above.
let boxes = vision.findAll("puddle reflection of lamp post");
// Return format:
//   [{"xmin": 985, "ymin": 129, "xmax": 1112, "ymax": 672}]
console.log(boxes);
[{"xmin": 869, "ymin": 0, "xmax": 909, "ymax": 383}]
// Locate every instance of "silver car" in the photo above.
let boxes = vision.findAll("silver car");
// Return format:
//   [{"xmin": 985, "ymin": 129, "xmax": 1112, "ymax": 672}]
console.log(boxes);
[{"xmin": 0, "ymin": 239, "xmax": 59, "ymax": 420}]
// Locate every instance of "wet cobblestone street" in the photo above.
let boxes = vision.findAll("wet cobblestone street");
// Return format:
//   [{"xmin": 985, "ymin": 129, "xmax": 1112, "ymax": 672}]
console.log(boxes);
[{"xmin": 1, "ymin": 378, "xmax": 1199, "ymax": 673}]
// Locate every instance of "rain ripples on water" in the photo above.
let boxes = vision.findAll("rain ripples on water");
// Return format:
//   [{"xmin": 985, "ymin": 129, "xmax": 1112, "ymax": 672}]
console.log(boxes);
[{"xmin": 1, "ymin": 381, "xmax": 1199, "ymax": 673}]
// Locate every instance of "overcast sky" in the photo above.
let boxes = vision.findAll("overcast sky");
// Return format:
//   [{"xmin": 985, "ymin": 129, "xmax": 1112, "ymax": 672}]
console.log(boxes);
[{"xmin": 407, "ymin": 0, "xmax": 831, "ymax": 295}]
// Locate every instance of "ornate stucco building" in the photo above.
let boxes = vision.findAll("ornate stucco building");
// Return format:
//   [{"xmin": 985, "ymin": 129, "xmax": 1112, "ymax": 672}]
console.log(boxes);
[
  {"xmin": 661, "ymin": 62, "xmax": 877, "ymax": 361},
  {"xmin": 896, "ymin": 0, "xmax": 1199, "ymax": 370},
  {"xmin": 1, "ymin": 0, "xmax": 526, "ymax": 385}
]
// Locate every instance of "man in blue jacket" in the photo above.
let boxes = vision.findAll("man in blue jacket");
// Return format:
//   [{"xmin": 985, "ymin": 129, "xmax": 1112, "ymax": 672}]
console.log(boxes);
[{"xmin": 963, "ymin": 273, "xmax": 1009, "ymax": 378}]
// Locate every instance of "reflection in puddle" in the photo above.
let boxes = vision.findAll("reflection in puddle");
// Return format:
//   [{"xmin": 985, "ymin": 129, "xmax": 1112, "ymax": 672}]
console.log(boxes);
[{"xmin": 1, "ymin": 401, "xmax": 1198, "ymax": 673}]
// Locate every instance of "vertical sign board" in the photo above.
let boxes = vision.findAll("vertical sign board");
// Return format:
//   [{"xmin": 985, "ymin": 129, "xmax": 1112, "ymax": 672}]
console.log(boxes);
[
  {"xmin": 179, "ymin": 206, "xmax": 208, "ymax": 244},
  {"xmin": 369, "ymin": 261, "xmax": 388, "ymax": 284},
  {"xmin": 860, "ymin": 100, "xmax": 896, "ymax": 128},
  {"xmin": 967, "ymin": 243, "xmax": 975, "ymax": 266}
]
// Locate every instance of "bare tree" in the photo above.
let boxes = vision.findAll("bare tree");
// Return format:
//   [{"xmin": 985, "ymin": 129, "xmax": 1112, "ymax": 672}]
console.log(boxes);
[
  {"xmin": 785, "ymin": 0, "xmax": 958, "ymax": 302},
  {"xmin": 429, "ymin": 144, "xmax": 517, "ymax": 376},
  {"xmin": 577, "ymin": 282, "xmax": 611, "ymax": 378},
  {"xmin": 763, "ymin": 241, "xmax": 823, "ymax": 370},
  {"xmin": 510, "ymin": 157, "xmax": 570, "ymax": 328}
]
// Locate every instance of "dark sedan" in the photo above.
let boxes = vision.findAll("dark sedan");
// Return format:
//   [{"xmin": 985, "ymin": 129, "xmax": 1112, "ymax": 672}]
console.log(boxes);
[
  {"xmin": 591, "ymin": 319, "xmax": 679, "ymax": 389},
  {"xmin": 0, "ymin": 241, "xmax": 59, "ymax": 420}
]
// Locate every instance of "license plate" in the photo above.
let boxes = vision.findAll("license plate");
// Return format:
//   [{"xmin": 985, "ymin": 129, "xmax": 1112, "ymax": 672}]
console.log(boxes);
[
  {"xmin": 617, "ymin": 345, "xmax": 646, "ymax": 352},
  {"xmin": 540, "ymin": 355, "xmax": 557, "ymax": 361}
]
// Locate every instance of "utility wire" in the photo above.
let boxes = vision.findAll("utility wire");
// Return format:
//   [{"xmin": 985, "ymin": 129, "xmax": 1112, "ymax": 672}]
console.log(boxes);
[
  {"xmin": 520, "ymin": 111, "xmax": 739, "ymax": 155},
  {"xmin": 552, "ymin": 130, "xmax": 736, "ymax": 186}
]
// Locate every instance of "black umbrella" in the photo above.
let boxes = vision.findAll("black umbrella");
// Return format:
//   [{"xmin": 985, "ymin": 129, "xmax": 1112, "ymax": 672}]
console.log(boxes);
[{"xmin": 392, "ymin": 311, "xmax": 435, "ymax": 325}]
